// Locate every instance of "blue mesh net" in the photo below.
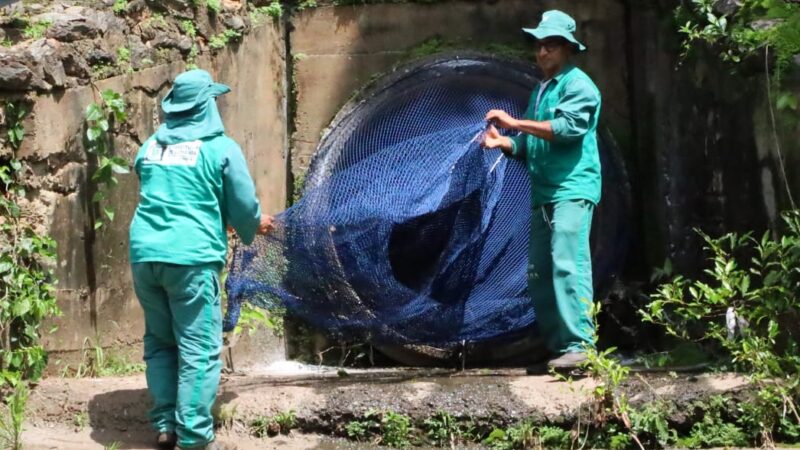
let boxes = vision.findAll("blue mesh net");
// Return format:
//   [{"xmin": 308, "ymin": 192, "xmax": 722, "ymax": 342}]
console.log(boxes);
[{"xmin": 223, "ymin": 56, "xmax": 623, "ymax": 347}]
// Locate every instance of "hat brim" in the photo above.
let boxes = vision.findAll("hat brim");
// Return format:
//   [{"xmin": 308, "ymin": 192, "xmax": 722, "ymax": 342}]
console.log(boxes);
[
  {"xmin": 522, "ymin": 27, "xmax": 587, "ymax": 52},
  {"xmin": 162, "ymin": 82, "xmax": 232, "ymax": 114}
]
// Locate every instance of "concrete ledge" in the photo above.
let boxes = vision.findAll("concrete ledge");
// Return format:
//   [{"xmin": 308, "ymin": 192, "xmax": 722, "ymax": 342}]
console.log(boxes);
[{"xmin": 26, "ymin": 367, "xmax": 749, "ymax": 443}]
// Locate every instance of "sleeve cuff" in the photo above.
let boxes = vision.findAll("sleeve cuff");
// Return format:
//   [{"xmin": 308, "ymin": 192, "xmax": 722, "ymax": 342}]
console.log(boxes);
[
  {"xmin": 509, "ymin": 137, "xmax": 519, "ymax": 157},
  {"xmin": 550, "ymin": 118, "xmax": 568, "ymax": 139}
]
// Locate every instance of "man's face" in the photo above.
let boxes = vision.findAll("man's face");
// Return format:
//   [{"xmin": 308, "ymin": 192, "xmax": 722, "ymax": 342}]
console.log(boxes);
[{"xmin": 534, "ymin": 37, "xmax": 574, "ymax": 74}]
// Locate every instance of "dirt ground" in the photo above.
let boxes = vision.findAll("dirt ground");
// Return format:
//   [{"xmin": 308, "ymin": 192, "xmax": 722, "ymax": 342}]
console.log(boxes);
[
  {"xmin": 21, "ymin": 363, "xmax": 751, "ymax": 449},
  {"xmin": 22, "ymin": 425, "xmax": 336, "ymax": 450}
]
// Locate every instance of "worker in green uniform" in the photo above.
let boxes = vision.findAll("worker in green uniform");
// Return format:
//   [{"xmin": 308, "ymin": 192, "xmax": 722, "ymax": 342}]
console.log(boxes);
[
  {"xmin": 129, "ymin": 69, "xmax": 274, "ymax": 450},
  {"xmin": 482, "ymin": 10, "xmax": 602, "ymax": 372}
]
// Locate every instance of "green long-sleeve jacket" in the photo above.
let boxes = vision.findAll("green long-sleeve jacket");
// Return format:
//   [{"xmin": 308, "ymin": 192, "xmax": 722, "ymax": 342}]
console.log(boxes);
[
  {"xmin": 129, "ymin": 98, "xmax": 261, "ymax": 266},
  {"xmin": 509, "ymin": 64, "xmax": 602, "ymax": 208}
]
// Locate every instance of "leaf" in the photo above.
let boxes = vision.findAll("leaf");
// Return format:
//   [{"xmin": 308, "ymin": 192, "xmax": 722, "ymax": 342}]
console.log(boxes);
[
  {"xmin": 85, "ymin": 103, "xmax": 104, "ymax": 122},
  {"xmin": 777, "ymin": 92, "xmax": 798, "ymax": 111},
  {"xmin": 94, "ymin": 220, "xmax": 104, "ymax": 230},
  {"xmin": 110, "ymin": 156, "xmax": 130, "ymax": 174},
  {"xmin": 10, "ymin": 127, "xmax": 24, "ymax": 146},
  {"xmin": 12, "ymin": 298, "xmax": 31, "ymax": 317},
  {"xmin": 92, "ymin": 191, "xmax": 106, "ymax": 203},
  {"xmin": 92, "ymin": 164, "xmax": 113, "ymax": 182},
  {"xmin": 86, "ymin": 126, "xmax": 103, "ymax": 142},
  {"xmin": 764, "ymin": 270, "xmax": 780, "ymax": 286},
  {"xmin": 104, "ymin": 207, "xmax": 115, "ymax": 222}
]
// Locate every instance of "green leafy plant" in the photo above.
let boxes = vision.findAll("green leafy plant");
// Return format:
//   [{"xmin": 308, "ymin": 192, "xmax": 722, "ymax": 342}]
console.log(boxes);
[
  {"xmin": 233, "ymin": 303, "xmax": 285, "ymax": 338},
  {"xmin": 0, "ymin": 382, "xmax": 28, "ymax": 450},
  {"xmin": 185, "ymin": 44, "xmax": 200, "ymax": 70},
  {"xmin": 345, "ymin": 416, "xmax": 375, "ymax": 441},
  {"xmin": 207, "ymin": 0, "xmax": 222, "ymax": 13},
  {"xmin": 630, "ymin": 400, "xmax": 677, "ymax": 447},
  {"xmin": 180, "ymin": 20, "xmax": 197, "ymax": 39},
  {"xmin": 251, "ymin": 2, "xmax": 283, "ymax": 24},
  {"xmin": 274, "ymin": 410, "xmax": 297, "ymax": 433},
  {"xmin": 61, "ymin": 336, "xmax": 143, "ymax": 378},
  {"xmin": 116, "ymin": 46, "xmax": 130, "ymax": 65},
  {"xmin": 609, "ymin": 431, "xmax": 633, "ymax": 450},
  {"xmin": 290, "ymin": 171, "xmax": 306, "ymax": 206},
  {"xmin": 422, "ymin": 411, "xmax": 460, "ymax": 446},
  {"xmin": 297, "ymin": 0, "xmax": 318, "ymax": 10},
  {"xmin": 380, "ymin": 410, "xmax": 412, "ymax": 448},
  {"xmin": 342, "ymin": 410, "xmax": 414, "ymax": 447},
  {"xmin": 84, "ymin": 89, "xmax": 129, "ymax": 229},
  {"xmin": 4, "ymin": 103, "xmax": 26, "ymax": 150},
  {"xmin": 677, "ymin": 397, "xmax": 750, "ymax": 448},
  {"xmin": 91, "ymin": 63, "xmax": 115, "ymax": 80},
  {"xmin": 1, "ymin": 39, "xmax": 12, "ymax": 48},
  {"xmin": 250, "ymin": 410, "xmax": 296, "ymax": 437},
  {"xmin": 1, "ymin": 103, "xmax": 60, "ymax": 386},
  {"xmin": 676, "ymin": 0, "xmax": 800, "ymax": 71},
  {"xmin": 112, "ymin": 0, "xmax": 128, "ymax": 15},
  {"xmin": 482, "ymin": 421, "xmax": 537, "ymax": 450},
  {"xmin": 538, "ymin": 425, "xmax": 571, "ymax": 449},
  {"xmin": 643, "ymin": 210, "xmax": 800, "ymax": 445},
  {"xmin": 72, "ymin": 411, "xmax": 88, "ymax": 430},
  {"xmin": 209, "ymin": 29, "xmax": 242, "ymax": 51},
  {"xmin": 147, "ymin": 13, "xmax": 168, "ymax": 28},
  {"xmin": 575, "ymin": 302, "xmax": 644, "ymax": 450},
  {"xmin": 22, "ymin": 19, "xmax": 51, "ymax": 40}
]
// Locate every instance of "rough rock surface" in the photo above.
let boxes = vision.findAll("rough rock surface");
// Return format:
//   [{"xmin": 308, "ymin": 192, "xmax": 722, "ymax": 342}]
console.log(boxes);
[{"xmin": 0, "ymin": 0, "xmax": 267, "ymax": 91}]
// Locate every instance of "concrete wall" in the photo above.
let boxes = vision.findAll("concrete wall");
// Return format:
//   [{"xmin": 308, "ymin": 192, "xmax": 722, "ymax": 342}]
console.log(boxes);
[
  {"xmin": 626, "ymin": 2, "xmax": 788, "ymax": 275},
  {"xmin": 753, "ymin": 74, "xmax": 800, "ymax": 227},
  {"xmin": 14, "ymin": 21, "xmax": 288, "ymax": 371},
  {"xmin": 289, "ymin": 0, "xmax": 630, "ymax": 179}
]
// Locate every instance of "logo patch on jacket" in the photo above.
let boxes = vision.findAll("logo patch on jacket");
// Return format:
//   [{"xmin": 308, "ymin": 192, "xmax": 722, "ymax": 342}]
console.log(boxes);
[{"xmin": 142, "ymin": 140, "xmax": 201, "ymax": 166}]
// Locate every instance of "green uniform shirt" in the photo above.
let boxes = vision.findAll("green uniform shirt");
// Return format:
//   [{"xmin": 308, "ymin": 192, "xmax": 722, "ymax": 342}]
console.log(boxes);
[
  {"xmin": 129, "ymin": 135, "xmax": 261, "ymax": 266},
  {"xmin": 509, "ymin": 65, "xmax": 602, "ymax": 208}
]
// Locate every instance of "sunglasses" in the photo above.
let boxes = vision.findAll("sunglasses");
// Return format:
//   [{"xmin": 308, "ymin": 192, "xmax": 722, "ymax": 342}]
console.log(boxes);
[{"xmin": 534, "ymin": 39, "xmax": 568, "ymax": 53}]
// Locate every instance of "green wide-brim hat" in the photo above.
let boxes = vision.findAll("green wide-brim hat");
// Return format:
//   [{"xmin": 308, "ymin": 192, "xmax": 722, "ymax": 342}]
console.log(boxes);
[
  {"xmin": 162, "ymin": 69, "xmax": 231, "ymax": 114},
  {"xmin": 522, "ymin": 10, "xmax": 587, "ymax": 52}
]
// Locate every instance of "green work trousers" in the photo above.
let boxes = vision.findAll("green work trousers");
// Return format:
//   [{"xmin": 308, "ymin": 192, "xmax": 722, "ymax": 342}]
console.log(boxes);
[
  {"xmin": 131, "ymin": 262, "xmax": 223, "ymax": 449},
  {"xmin": 528, "ymin": 199, "xmax": 595, "ymax": 354}
]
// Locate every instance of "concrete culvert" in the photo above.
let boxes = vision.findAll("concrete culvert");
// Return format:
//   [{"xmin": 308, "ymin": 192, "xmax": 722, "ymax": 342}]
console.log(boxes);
[{"xmin": 225, "ymin": 53, "xmax": 632, "ymax": 366}]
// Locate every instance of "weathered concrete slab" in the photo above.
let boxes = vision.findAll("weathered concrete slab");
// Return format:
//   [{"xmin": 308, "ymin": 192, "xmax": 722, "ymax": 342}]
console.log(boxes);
[
  {"xmin": 214, "ymin": 22, "xmax": 289, "ymax": 215},
  {"xmin": 26, "ymin": 368, "xmax": 749, "ymax": 440}
]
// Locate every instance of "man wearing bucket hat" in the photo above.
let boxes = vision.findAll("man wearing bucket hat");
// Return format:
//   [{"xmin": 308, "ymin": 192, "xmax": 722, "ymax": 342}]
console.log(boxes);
[
  {"xmin": 129, "ymin": 69, "xmax": 274, "ymax": 450},
  {"xmin": 482, "ymin": 10, "xmax": 602, "ymax": 373}
]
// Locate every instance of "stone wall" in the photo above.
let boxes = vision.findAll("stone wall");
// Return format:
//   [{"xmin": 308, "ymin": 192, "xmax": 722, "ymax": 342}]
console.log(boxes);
[{"xmin": 0, "ymin": 2, "xmax": 288, "ymax": 369}]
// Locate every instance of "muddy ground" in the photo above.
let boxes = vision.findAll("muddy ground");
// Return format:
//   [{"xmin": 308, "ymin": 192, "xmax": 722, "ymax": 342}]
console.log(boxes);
[{"xmin": 19, "ymin": 363, "xmax": 752, "ymax": 449}]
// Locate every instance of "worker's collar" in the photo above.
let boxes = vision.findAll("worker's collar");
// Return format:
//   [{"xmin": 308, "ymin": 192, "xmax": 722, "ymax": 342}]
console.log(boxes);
[{"xmin": 542, "ymin": 63, "xmax": 575, "ymax": 83}]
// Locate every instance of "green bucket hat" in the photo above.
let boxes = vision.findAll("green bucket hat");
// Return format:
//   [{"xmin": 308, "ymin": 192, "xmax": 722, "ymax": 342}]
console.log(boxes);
[
  {"xmin": 523, "ymin": 10, "xmax": 586, "ymax": 53},
  {"xmin": 161, "ymin": 69, "xmax": 231, "ymax": 114}
]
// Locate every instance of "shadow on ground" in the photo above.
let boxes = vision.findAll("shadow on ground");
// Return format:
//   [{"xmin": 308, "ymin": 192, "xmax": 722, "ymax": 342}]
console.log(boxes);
[{"xmin": 87, "ymin": 387, "xmax": 239, "ymax": 449}]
